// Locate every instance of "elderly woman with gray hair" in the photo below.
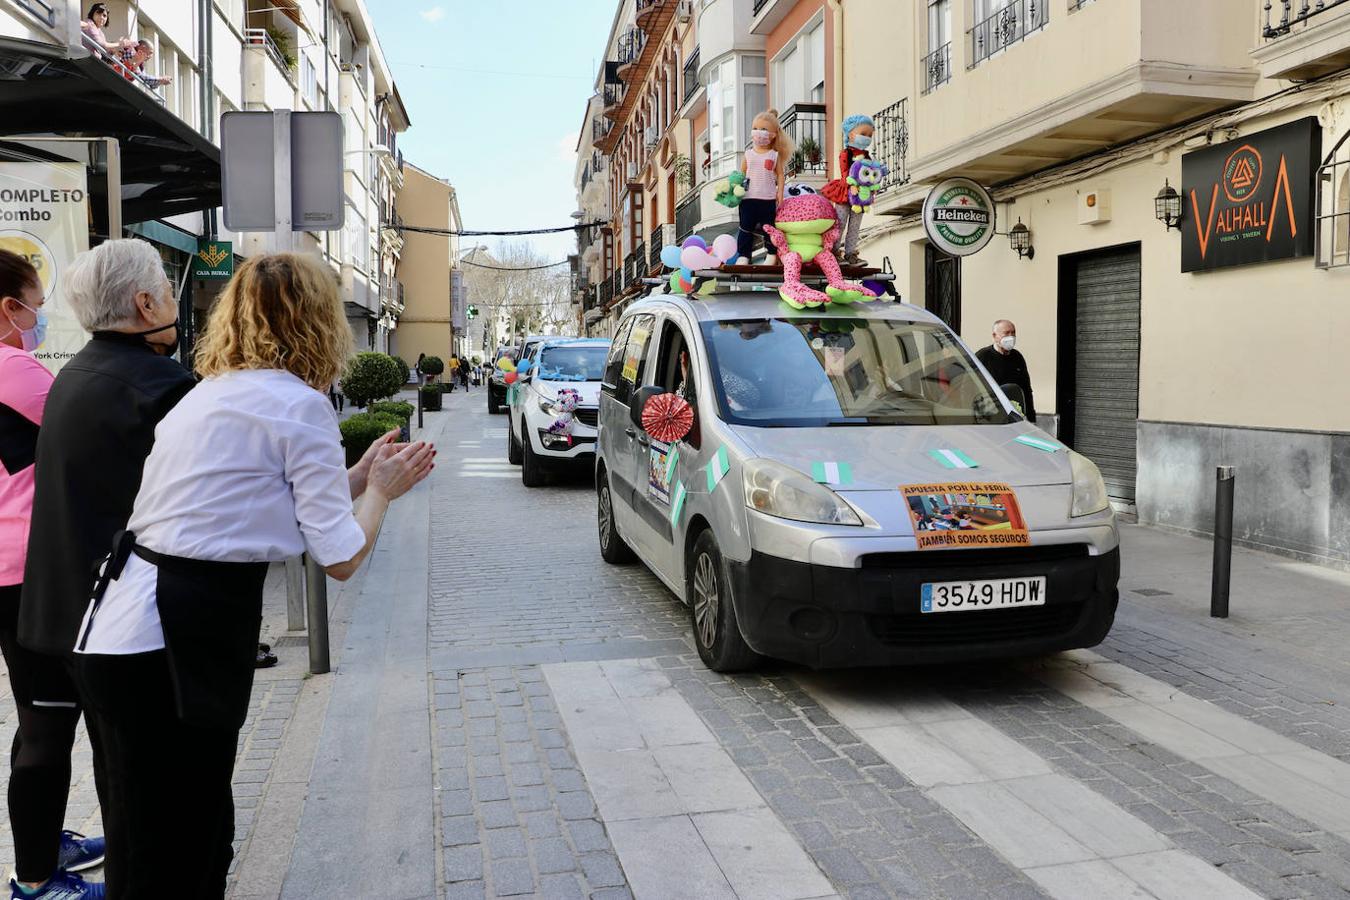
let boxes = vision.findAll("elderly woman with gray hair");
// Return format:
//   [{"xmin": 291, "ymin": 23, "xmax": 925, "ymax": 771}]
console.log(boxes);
[{"xmin": 16, "ymin": 239, "xmax": 189, "ymax": 898}]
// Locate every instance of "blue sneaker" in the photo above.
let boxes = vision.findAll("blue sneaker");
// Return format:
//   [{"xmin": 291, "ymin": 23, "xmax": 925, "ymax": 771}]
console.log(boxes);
[
  {"xmin": 56, "ymin": 833, "xmax": 104, "ymax": 873},
  {"xmin": 9, "ymin": 871, "xmax": 105, "ymax": 899}
]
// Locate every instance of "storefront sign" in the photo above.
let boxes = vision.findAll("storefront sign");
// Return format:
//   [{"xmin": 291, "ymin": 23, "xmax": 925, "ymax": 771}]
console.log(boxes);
[
  {"xmin": 192, "ymin": 239, "xmax": 233, "ymax": 279},
  {"xmin": 922, "ymin": 177, "xmax": 996, "ymax": 257},
  {"xmin": 0, "ymin": 162, "xmax": 91, "ymax": 374},
  {"xmin": 1181, "ymin": 117, "xmax": 1320, "ymax": 273}
]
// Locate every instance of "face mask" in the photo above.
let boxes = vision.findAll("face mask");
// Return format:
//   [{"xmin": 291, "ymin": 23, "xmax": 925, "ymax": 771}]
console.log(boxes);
[
  {"xmin": 3, "ymin": 300, "xmax": 46, "ymax": 352},
  {"xmin": 850, "ymin": 134, "xmax": 872, "ymax": 150},
  {"xmin": 999, "ymin": 335, "xmax": 1017, "ymax": 351},
  {"xmin": 137, "ymin": 318, "xmax": 180, "ymax": 357},
  {"xmin": 751, "ymin": 129, "xmax": 772, "ymax": 147}
]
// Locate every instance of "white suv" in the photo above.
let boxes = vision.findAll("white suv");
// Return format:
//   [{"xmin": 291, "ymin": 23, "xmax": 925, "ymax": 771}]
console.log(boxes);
[{"xmin": 508, "ymin": 338, "xmax": 611, "ymax": 486}]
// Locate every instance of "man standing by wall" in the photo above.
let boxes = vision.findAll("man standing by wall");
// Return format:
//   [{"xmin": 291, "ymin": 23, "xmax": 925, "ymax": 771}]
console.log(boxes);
[{"xmin": 976, "ymin": 319, "xmax": 1036, "ymax": 423}]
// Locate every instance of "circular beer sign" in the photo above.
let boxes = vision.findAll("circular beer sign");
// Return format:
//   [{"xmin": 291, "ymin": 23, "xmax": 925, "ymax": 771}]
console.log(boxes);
[{"xmin": 923, "ymin": 177, "xmax": 996, "ymax": 257}]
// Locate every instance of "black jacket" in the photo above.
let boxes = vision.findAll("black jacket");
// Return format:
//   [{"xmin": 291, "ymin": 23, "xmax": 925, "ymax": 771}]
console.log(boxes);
[
  {"xmin": 19, "ymin": 332, "xmax": 194, "ymax": 655},
  {"xmin": 975, "ymin": 344, "xmax": 1036, "ymax": 423}
]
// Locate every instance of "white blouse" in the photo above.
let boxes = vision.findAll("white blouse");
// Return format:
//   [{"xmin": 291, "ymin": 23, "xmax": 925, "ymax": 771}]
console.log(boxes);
[{"xmin": 77, "ymin": 369, "xmax": 367, "ymax": 655}]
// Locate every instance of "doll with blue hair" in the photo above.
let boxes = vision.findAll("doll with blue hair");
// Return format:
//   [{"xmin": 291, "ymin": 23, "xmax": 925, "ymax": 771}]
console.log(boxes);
[{"xmin": 821, "ymin": 113, "xmax": 876, "ymax": 266}]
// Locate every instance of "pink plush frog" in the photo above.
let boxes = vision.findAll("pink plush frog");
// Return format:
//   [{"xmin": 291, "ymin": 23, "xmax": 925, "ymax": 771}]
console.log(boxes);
[{"xmin": 762, "ymin": 188, "xmax": 876, "ymax": 309}]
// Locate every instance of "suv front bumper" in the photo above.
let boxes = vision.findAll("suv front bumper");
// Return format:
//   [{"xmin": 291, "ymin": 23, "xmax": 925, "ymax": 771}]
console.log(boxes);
[{"xmin": 724, "ymin": 544, "xmax": 1119, "ymax": 668}]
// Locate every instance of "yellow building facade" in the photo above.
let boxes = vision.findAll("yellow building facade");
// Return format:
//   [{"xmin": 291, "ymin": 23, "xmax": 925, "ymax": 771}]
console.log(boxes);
[{"xmin": 393, "ymin": 162, "xmax": 462, "ymax": 367}]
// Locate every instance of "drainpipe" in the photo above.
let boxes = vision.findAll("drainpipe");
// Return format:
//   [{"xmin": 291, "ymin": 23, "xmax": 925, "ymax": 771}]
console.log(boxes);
[{"xmin": 827, "ymin": 0, "xmax": 844, "ymax": 179}]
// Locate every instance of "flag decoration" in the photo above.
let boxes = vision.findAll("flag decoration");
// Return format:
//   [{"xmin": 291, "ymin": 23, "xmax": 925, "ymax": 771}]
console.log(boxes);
[
  {"xmin": 665, "ymin": 445, "xmax": 680, "ymax": 482},
  {"xmin": 706, "ymin": 446, "xmax": 730, "ymax": 493},
  {"xmin": 929, "ymin": 448, "xmax": 979, "ymax": 469},
  {"xmin": 670, "ymin": 481, "xmax": 688, "ymax": 526},
  {"xmin": 1014, "ymin": 434, "xmax": 1063, "ymax": 453},
  {"xmin": 811, "ymin": 461, "xmax": 854, "ymax": 485}
]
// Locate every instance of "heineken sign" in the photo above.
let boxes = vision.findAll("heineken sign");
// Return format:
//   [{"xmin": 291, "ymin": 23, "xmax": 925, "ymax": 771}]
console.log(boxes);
[
  {"xmin": 923, "ymin": 177, "xmax": 996, "ymax": 257},
  {"xmin": 192, "ymin": 239, "xmax": 233, "ymax": 279}
]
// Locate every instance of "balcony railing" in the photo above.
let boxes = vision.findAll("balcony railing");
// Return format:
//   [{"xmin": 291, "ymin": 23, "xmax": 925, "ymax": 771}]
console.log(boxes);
[
  {"xmin": 1264, "ymin": 0, "xmax": 1350, "ymax": 38},
  {"xmin": 17, "ymin": 0, "xmax": 56, "ymax": 27},
  {"xmin": 1068, "ymin": 0, "xmax": 1096, "ymax": 9},
  {"xmin": 872, "ymin": 97, "xmax": 910, "ymax": 192},
  {"xmin": 592, "ymin": 116, "xmax": 612, "ymax": 143},
  {"xmin": 780, "ymin": 103, "xmax": 828, "ymax": 177},
  {"xmin": 636, "ymin": 0, "xmax": 666, "ymax": 23},
  {"xmin": 753, "ymin": 0, "xmax": 771, "ymax": 13},
  {"xmin": 79, "ymin": 34, "xmax": 166, "ymax": 105},
  {"xmin": 599, "ymin": 275, "xmax": 614, "ymax": 307},
  {"xmin": 650, "ymin": 225, "xmax": 663, "ymax": 269},
  {"xmin": 922, "ymin": 42, "xmax": 951, "ymax": 94},
  {"xmin": 968, "ymin": 0, "xmax": 1047, "ymax": 68},
  {"xmin": 683, "ymin": 47, "xmax": 701, "ymax": 104},
  {"xmin": 603, "ymin": 81, "xmax": 625, "ymax": 111},
  {"xmin": 617, "ymin": 27, "xmax": 647, "ymax": 70},
  {"xmin": 676, "ymin": 192, "xmax": 700, "ymax": 244},
  {"xmin": 244, "ymin": 28, "xmax": 291, "ymax": 76}
]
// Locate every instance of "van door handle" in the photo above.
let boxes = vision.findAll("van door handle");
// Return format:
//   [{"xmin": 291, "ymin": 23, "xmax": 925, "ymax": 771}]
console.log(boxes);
[
  {"xmin": 625, "ymin": 427, "xmax": 637, "ymax": 439},
  {"xmin": 636, "ymin": 433, "xmax": 650, "ymax": 447}
]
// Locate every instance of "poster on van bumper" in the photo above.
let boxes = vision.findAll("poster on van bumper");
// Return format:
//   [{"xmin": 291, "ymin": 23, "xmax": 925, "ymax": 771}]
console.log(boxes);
[{"xmin": 902, "ymin": 483, "xmax": 1029, "ymax": 550}]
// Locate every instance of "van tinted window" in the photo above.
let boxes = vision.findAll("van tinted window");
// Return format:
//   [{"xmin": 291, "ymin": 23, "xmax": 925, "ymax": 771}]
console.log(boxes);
[{"xmin": 613, "ymin": 313, "xmax": 655, "ymax": 405}]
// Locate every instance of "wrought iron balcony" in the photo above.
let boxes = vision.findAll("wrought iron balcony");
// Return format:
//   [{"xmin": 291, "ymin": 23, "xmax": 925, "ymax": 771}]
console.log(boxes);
[
  {"xmin": 780, "ymin": 104, "xmax": 828, "ymax": 177},
  {"xmin": 592, "ymin": 116, "xmax": 612, "ymax": 143},
  {"xmin": 603, "ymin": 82, "xmax": 625, "ymax": 112},
  {"xmin": 922, "ymin": 42, "xmax": 951, "ymax": 94},
  {"xmin": 753, "ymin": 0, "xmax": 771, "ymax": 13},
  {"xmin": 872, "ymin": 98, "xmax": 910, "ymax": 193},
  {"xmin": 599, "ymin": 275, "xmax": 613, "ymax": 307},
  {"xmin": 683, "ymin": 47, "xmax": 701, "ymax": 105},
  {"xmin": 1068, "ymin": 0, "xmax": 1096, "ymax": 9},
  {"xmin": 636, "ymin": 0, "xmax": 666, "ymax": 26},
  {"xmin": 675, "ymin": 192, "xmax": 700, "ymax": 244},
  {"xmin": 650, "ymin": 225, "xmax": 664, "ymax": 269},
  {"xmin": 968, "ymin": 0, "xmax": 1047, "ymax": 68},
  {"xmin": 617, "ymin": 27, "xmax": 647, "ymax": 71},
  {"xmin": 1264, "ymin": 0, "xmax": 1350, "ymax": 38}
]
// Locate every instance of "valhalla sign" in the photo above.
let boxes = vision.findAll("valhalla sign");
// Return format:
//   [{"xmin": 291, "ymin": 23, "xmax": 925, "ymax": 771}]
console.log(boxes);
[
  {"xmin": 1181, "ymin": 118, "xmax": 1320, "ymax": 273},
  {"xmin": 923, "ymin": 177, "xmax": 996, "ymax": 257}
]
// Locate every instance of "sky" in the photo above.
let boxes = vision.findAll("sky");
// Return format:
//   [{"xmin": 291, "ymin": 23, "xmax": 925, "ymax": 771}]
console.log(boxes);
[{"xmin": 364, "ymin": 0, "xmax": 617, "ymax": 263}]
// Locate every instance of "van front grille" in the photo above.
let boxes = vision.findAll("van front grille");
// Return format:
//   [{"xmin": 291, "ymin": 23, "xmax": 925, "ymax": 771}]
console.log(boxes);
[{"xmin": 866, "ymin": 602, "xmax": 1083, "ymax": 647}]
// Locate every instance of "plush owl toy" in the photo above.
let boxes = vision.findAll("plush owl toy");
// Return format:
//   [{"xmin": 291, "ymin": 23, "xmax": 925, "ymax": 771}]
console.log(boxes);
[
  {"xmin": 546, "ymin": 389, "xmax": 582, "ymax": 445},
  {"xmin": 847, "ymin": 159, "xmax": 888, "ymax": 213}
]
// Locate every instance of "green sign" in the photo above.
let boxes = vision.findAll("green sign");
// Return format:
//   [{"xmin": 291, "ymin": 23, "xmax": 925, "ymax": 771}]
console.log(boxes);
[{"xmin": 192, "ymin": 239, "xmax": 234, "ymax": 279}]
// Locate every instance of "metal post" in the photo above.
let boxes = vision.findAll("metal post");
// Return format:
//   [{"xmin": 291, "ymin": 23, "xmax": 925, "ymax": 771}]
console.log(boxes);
[
  {"xmin": 1211, "ymin": 465, "xmax": 1235, "ymax": 619},
  {"xmin": 272, "ymin": 110, "xmax": 294, "ymax": 253},
  {"xmin": 285, "ymin": 556, "xmax": 305, "ymax": 630},
  {"xmin": 304, "ymin": 554, "xmax": 331, "ymax": 674},
  {"xmin": 417, "ymin": 380, "xmax": 423, "ymax": 430}
]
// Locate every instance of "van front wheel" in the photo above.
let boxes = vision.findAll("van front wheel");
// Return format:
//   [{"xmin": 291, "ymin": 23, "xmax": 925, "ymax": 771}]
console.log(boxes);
[{"xmin": 689, "ymin": 531, "xmax": 759, "ymax": 672}]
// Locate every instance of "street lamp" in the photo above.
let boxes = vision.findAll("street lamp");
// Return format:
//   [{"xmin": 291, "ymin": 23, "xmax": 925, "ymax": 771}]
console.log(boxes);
[
  {"xmin": 1155, "ymin": 179, "xmax": 1183, "ymax": 230},
  {"xmin": 1009, "ymin": 218, "xmax": 1034, "ymax": 260}
]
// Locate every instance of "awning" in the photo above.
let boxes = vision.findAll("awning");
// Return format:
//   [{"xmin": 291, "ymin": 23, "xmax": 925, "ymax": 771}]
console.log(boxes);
[{"xmin": 0, "ymin": 38, "xmax": 221, "ymax": 224}]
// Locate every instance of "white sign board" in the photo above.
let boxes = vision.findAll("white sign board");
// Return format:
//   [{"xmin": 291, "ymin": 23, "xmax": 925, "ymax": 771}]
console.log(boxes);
[
  {"xmin": 0, "ymin": 162, "xmax": 91, "ymax": 374},
  {"xmin": 922, "ymin": 177, "xmax": 996, "ymax": 257},
  {"xmin": 220, "ymin": 111, "xmax": 344, "ymax": 232},
  {"xmin": 451, "ymin": 270, "xmax": 466, "ymax": 330}
]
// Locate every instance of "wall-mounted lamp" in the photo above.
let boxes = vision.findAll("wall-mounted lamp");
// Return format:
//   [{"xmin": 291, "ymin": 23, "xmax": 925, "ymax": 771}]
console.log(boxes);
[
  {"xmin": 1155, "ymin": 179, "xmax": 1183, "ymax": 231},
  {"xmin": 1009, "ymin": 218, "xmax": 1034, "ymax": 260}
]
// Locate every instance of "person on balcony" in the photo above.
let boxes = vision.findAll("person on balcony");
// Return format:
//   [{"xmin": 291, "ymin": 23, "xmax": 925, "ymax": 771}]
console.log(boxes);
[
  {"xmin": 117, "ymin": 41, "xmax": 172, "ymax": 89},
  {"xmin": 80, "ymin": 3, "xmax": 134, "ymax": 57}
]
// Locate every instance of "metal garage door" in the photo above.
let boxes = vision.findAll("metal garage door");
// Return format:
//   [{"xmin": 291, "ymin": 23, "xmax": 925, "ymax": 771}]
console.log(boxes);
[{"xmin": 1073, "ymin": 247, "xmax": 1141, "ymax": 504}]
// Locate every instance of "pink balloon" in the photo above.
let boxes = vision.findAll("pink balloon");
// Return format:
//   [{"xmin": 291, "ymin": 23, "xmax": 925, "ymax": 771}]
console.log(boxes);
[
  {"xmin": 711, "ymin": 234, "xmax": 739, "ymax": 262},
  {"xmin": 680, "ymin": 246, "xmax": 718, "ymax": 271}
]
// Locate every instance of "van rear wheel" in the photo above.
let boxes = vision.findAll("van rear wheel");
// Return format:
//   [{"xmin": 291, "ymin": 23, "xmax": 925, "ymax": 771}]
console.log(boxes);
[{"xmin": 689, "ymin": 530, "xmax": 759, "ymax": 672}]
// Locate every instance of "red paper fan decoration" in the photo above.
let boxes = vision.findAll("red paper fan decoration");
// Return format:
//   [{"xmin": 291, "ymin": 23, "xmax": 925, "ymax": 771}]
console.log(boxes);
[{"xmin": 641, "ymin": 393, "xmax": 695, "ymax": 443}]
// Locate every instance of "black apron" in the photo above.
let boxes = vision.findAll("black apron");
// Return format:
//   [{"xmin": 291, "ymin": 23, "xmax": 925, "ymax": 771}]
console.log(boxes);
[{"xmin": 81, "ymin": 530, "xmax": 269, "ymax": 731}]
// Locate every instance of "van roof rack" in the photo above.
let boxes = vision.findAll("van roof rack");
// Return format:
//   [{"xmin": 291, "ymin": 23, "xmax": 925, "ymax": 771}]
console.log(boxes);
[{"xmin": 643, "ymin": 256, "xmax": 901, "ymax": 300}]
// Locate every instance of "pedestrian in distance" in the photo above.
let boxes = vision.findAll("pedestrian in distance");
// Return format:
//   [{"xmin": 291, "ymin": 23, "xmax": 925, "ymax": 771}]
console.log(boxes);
[
  {"xmin": 71, "ymin": 253, "xmax": 435, "ymax": 898},
  {"xmin": 414, "ymin": 351, "xmax": 425, "ymax": 387},
  {"xmin": 975, "ymin": 318, "xmax": 1037, "ymax": 423},
  {"xmin": 0, "ymin": 250, "xmax": 108, "ymax": 900}
]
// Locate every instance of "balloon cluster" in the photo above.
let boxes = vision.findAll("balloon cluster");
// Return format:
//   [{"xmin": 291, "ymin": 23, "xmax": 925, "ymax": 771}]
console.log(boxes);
[{"xmin": 659, "ymin": 234, "xmax": 739, "ymax": 295}]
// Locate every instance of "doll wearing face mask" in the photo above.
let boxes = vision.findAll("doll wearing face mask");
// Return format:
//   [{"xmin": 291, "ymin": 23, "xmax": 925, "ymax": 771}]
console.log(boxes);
[
  {"xmin": 821, "ymin": 114, "xmax": 876, "ymax": 267},
  {"xmin": 736, "ymin": 110, "xmax": 793, "ymax": 266}
]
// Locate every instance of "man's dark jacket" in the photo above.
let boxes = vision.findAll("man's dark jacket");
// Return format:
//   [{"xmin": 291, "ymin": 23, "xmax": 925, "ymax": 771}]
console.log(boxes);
[
  {"xmin": 19, "ymin": 332, "xmax": 194, "ymax": 655},
  {"xmin": 975, "ymin": 344, "xmax": 1037, "ymax": 423}
]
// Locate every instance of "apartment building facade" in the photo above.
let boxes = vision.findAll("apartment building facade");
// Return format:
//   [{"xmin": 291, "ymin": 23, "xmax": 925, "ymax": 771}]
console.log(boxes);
[
  {"xmin": 393, "ymin": 161, "xmax": 462, "ymax": 366},
  {"xmin": 0, "ymin": 0, "xmax": 409, "ymax": 358}
]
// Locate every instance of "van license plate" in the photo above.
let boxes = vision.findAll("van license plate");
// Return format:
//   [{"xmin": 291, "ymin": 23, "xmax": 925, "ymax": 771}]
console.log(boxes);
[{"xmin": 920, "ymin": 577, "xmax": 1046, "ymax": 613}]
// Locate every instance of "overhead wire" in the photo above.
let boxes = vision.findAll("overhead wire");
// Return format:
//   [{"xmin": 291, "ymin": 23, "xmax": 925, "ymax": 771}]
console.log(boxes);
[{"xmin": 396, "ymin": 222, "xmax": 606, "ymax": 237}]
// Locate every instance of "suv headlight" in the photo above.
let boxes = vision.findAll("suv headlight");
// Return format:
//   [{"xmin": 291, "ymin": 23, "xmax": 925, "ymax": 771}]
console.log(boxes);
[
  {"xmin": 743, "ymin": 459, "xmax": 862, "ymax": 526},
  {"xmin": 1069, "ymin": 450, "xmax": 1110, "ymax": 517}
]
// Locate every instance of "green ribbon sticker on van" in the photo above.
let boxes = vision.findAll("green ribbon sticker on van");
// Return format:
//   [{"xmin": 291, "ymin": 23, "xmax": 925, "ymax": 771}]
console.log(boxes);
[
  {"xmin": 811, "ymin": 461, "xmax": 853, "ymax": 485},
  {"xmin": 665, "ymin": 446, "xmax": 680, "ymax": 482},
  {"xmin": 929, "ymin": 448, "xmax": 979, "ymax": 469},
  {"xmin": 670, "ymin": 481, "xmax": 688, "ymax": 526},
  {"xmin": 706, "ymin": 446, "xmax": 730, "ymax": 493},
  {"xmin": 1014, "ymin": 434, "xmax": 1063, "ymax": 453}
]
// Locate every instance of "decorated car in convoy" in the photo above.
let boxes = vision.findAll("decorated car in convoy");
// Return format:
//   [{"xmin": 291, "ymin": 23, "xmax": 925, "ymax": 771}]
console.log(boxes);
[{"xmin": 507, "ymin": 338, "xmax": 611, "ymax": 487}]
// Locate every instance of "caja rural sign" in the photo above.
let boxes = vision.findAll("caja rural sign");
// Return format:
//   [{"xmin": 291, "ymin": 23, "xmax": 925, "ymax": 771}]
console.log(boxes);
[
  {"xmin": 1181, "ymin": 118, "xmax": 1320, "ymax": 273},
  {"xmin": 923, "ymin": 177, "xmax": 996, "ymax": 257}
]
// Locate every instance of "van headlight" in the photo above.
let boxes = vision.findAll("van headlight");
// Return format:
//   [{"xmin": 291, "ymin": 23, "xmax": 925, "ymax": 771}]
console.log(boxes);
[
  {"xmin": 742, "ymin": 459, "xmax": 862, "ymax": 526},
  {"xmin": 1069, "ymin": 450, "xmax": 1110, "ymax": 517}
]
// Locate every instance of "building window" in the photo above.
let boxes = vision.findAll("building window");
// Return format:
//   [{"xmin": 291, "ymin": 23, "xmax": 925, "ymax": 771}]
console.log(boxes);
[
  {"xmin": 771, "ymin": 15, "xmax": 825, "ymax": 111},
  {"xmin": 969, "ymin": 0, "xmax": 1048, "ymax": 67},
  {"xmin": 707, "ymin": 56, "xmax": 737, "ymax": 177},
  {"xmin": 925, "ymin": 1, "xmax": 952, "ymax": 93}
]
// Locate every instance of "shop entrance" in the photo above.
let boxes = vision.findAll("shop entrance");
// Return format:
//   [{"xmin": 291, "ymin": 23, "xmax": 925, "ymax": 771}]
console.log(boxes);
[
  {"xmin": 1056, "ymin": 244, "xmax": 1141, "ymax": 505},
  {"xmin": 923, "ymin": 243, "xmax": 962, "ymax": 332}
]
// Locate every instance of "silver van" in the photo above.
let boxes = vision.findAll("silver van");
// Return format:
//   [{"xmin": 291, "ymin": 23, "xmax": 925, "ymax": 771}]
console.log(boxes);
[{"xmin": 595, "ymin": 287, "xmax": 1120, "ymax": 672}]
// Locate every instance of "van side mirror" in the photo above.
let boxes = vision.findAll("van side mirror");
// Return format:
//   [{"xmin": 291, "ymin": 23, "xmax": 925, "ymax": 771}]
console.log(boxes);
[
  {"xmin": 1000, "ymin": 383, "xmax": 1026, "ymax": 418},
  {"xmin": 631, "ymin": 385, "xmax": 665, "ymax": 429}
]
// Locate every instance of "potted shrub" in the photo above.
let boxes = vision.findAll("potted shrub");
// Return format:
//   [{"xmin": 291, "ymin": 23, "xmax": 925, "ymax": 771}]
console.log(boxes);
[
  {"xmin": 341, "ymin": 352, "xmax": 404, "ymax": 408},
  {"xmin": 420, "ymin": 384, "xmax": 442, "ymax": 411},
  {"xmin": 799, "ymin": 136, "xmax": 822, "ymax": 168},
  {"xmin": 392, "ymin": 356, "xmax": 412, "ymax": 386},
  {"xmin": 420, "ymin": 355, "xmax": 445, "ymax": 383},
  {"xmin": 339, "ymin": 411, "xmax": 405, "ymax": 467},
  {"xmin": 369, "ymin": 400, "xmax": 414, "ymax": 440}
]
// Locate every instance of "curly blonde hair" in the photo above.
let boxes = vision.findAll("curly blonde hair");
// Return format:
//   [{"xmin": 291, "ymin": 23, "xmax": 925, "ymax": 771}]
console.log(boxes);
[{"xmin": 195, "ymin": 253, "xmax": 352, "ymax": 389}]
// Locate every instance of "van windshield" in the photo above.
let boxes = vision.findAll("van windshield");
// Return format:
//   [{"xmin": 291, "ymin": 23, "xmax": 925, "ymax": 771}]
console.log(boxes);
[
  {"xmin": 538, "ymin": 345, "xmax": 608, "ymax": 381},
  {"xmin": 699, "ymin": 317, "xmax": 1013, "ymax": 427}
]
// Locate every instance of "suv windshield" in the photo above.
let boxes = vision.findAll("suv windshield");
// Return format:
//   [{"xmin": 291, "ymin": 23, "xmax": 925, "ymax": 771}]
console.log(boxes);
[
  {"xmin": 538, "ymin": 345, "xmax": 608, "ymax": 381},
  {"xmin": 700, "ymin": 317, "xmax": 1013, "ymax": 427}
]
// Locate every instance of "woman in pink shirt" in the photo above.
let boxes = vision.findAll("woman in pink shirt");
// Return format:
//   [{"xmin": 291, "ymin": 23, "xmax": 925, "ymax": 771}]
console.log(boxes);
[{"xmin": 0, "ymin": 249, "xmax": 106, "ymax": 899}]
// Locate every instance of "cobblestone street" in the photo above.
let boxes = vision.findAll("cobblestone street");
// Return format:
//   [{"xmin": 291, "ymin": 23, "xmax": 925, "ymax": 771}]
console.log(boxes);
[{"xmin": 4, "ymin": 387, "xmax": 1350, "ymax": 899}]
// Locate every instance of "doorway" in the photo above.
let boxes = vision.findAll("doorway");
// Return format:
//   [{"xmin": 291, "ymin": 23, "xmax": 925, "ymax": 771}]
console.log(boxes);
[{"xmin": 923, "ymin": 243, "xmax": 961, "ymax": 332}]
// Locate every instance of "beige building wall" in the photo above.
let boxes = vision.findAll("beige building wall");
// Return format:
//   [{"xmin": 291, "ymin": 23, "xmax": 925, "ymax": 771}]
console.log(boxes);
[{"xmin": 394, "ymin": 163, "xmax": 458, "ymax": 366}]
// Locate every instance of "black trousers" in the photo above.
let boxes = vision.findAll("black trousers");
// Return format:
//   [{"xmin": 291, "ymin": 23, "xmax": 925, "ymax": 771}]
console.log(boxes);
[
  {"xmin": 76, "ymin": 650, "xmax": 238, "ymax": 899},
  {"xmin": 0, "ymin": 584, "xmax": 89, "ymax": 883},
  {"xmin": 737, "ymin": 198, "xmax": 778, "ymax": 261}
]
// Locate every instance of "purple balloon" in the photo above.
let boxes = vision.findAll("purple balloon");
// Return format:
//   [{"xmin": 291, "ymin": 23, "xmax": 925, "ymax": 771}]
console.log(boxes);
[
  {"xmin": 862, "ymin": 280, "xmax": 886, "ymax": 297},
  {"xmin": 681, "ymin": 236, "xmax": 709, "ymax": 251}
]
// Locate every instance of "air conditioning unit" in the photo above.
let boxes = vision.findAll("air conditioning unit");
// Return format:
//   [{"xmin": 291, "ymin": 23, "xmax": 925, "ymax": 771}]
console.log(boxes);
[
  {"xmin": 676, "ymin": 0, "xmax": 693, "ymax": 23},
  {"xmin": 660, "ymin": 223, "xmax": 677, "ymax": 247},
  {"xmin": 645, "ymin": 125, "xmax": 659, "ymax": 149}
]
